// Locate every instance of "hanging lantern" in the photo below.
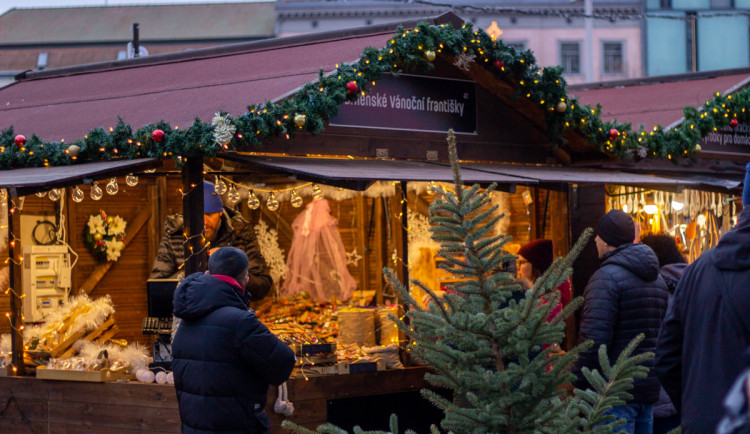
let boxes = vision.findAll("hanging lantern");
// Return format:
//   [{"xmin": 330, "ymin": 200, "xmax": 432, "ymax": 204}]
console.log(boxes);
[
  {"xmin": 125, "ymin": 173, "xmax": 139, "ymax": 187},
  {"xmin": 48, "ymin": 189, "xmax": 61, "ymax": 202},
  {"xmin": 290, "ymin": 189, "xmax": 303, "ymax": 208},
  {"xmin": 247, "ymin": 191, "xmax": 260, "ymax": 210},
  {"xmin": 214, "ymin": 175, "xmax": 228, "ymax": 195},
  {"xmin": 312, "ymin": 184, "xmax": 323, "ymax": 200},
  {"xmin": 106, "ymin": 177, "xmax": 119, "ymax": 195},
  {"xmin": 72, "ymin": 186, "xmax": 85, "ymax": 203},
  {"xmin": 227, "ymin": 184, "xmax": 240, "ymax": 205},
  {"xmin": 90, "ymin": 183, "xmax": 103, "ymax": 201},
  {"xmin": 266, "ymin": 192, "xmax": 279, "ymax": 211}
]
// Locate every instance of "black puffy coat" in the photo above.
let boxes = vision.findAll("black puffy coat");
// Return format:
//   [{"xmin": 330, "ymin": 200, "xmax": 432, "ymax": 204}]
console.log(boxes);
[
  {"xmin": 172, "ymin": 272, "xmax": 296, "ymax": 433},
  {"xmin": 572, "ymin": 243, "xmax": 669, "ymax": 403},
  {"xmin": 656, "ymin": 206, "xmax": 750, "ymax": 433},
  {"xmin": 150, "ymin": 209, "xmax": 272, "ymax": 301}
]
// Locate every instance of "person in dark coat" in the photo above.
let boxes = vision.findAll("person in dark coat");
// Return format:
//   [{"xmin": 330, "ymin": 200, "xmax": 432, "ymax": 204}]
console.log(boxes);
[
  {"xmin": 572, "ymin": 209, "xmax": 669, "ymax": 433},
  {"xmin": 151, "ymin": 181, "xmax": 272, "ymax": 301},
  {"xmin": 172, "ymin": 246, "xmax": 296, "ymax": 433},
  {"xmin": 640, "ymin": 233, "xmax": 688, "ymax": 434},
  {"xmin": 656, "ymin": 162, "xmax": 750, "ymax": 433}
]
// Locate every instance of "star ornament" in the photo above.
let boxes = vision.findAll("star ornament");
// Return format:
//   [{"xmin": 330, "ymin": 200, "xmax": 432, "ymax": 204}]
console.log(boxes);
[
  {"xmin": 453, "ymin": 53, "xmax": 476, "ymax": 71},
  {"xmin": 346, "ymin": 248, "xmax": 362, "ymax": 266}
]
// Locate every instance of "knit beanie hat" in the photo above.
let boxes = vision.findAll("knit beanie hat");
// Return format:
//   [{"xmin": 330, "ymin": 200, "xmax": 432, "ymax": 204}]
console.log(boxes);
[
  {"xmin": 743, "ymin": 162, "xmax": 750, "ymax": 206},
  {"xmin": 596, "ymin": 209, "xmax": 635, "ymax": 247},
  {"xmin": 518, "ymin": 239, "xmax": 554, "ymax": 273},
  {"xmin": 203, "ymin": 181, "xmax": 224, "ymax": 214}
]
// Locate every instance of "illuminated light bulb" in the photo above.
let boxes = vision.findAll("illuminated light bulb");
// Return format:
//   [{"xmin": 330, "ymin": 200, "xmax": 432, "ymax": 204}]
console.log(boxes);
[
  {"xmin": 227, "ymin": 184, "xmax": 240, "ymax": 205},
  {"xmin": 72, "ymin": 186, "xmax": 85, "ymax": 203},
  {"xmin": 643, "ymin": 205, "xmax": 658, "ymax": 215},
  {"xmin": 266, "ymin": 192, "xmax": 279, "ymax": 211},
  {"xmin": 622, "ymin": 204, "xmax": 629, "ymax": 213},
  {"xmin": 671, "ymin": 200, "xmax": 684, "ymax": 211},
  {"xmin": 312, "ymin": 184, "xmax": 323, "ymax": 200},
  {"xmin": 290, "ymin": 189, "xmax": 303, "ymax": 208},
  {"xmin": 247, "ymin": 191, "xmax": 260, "ymax": 210},
  {"xmin": 106, "ymin": 177, "xmax": 119, "ymax": 195},
  {"xmin": 697, "ymin": 213, "xmax": 707, "ymax": 229},
  {"xmin": 125, "ymin": 173, "xmax": 139, "ymax": 187},
  {"xmin": 90, "ymin": 183, "xmax": 103, "ymax": 201},
  {"xmin": 48, "ymin": 188, "xmax": 61, "ymax": 202},
  {"xmin": 214, "ymin": 176, "xmax": 227, "ymax": 195},
  {"xmin": 35, "ymin": 190, "xmax": 47, "ymax": 198}
]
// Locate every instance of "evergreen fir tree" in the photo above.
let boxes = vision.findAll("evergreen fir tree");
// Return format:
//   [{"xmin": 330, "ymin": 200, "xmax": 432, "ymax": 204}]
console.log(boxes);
[{"xmin": 284, "ymin": 130, "xmax": 652, "ymax": 434}]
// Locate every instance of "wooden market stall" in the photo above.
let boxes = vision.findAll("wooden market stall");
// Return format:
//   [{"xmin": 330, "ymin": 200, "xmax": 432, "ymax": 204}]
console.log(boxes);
[{"xmin": 0, "ymin": 11, "xmax": 747, "ymax": 433}]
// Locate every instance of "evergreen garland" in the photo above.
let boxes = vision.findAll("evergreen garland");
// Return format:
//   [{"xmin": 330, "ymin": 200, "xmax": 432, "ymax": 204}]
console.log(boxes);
[{"xmin": 0, "ymin": 21, "xmax": 744, "ymax": 170}]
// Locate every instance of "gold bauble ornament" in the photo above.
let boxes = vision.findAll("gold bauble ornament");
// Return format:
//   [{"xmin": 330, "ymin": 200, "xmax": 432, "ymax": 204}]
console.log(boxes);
[
  {"xmin": 425, "ymin": 50, "xmax": 436, "ymax": 62},
  {"xmin": 294, "ymin": 114, "xmax": 306, "ymax": 127},
  {"xmin": 106, "ymin": 216, "xmax": 114, "ymax": 225},
  {"xmin": 67, "ymin": 144, "xmax": 81, "ymax": 157},
  {"xmin": 695, "ymin": 144, "xmax": 702, "ymax": 152},
  {"xmin": 556, "ymin": 101, "xmax": 567, "ymax": 113},
  {"xmin": 94, "ymin": 233, "xmax": 103, "ymax": 241}
]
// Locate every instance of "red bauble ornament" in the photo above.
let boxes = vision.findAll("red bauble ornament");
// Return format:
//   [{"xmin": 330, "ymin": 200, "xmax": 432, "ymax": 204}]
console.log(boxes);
[
  {"xmin": 14, "ymin": 134, "xmax": 26, "ymax": 146},
  {"xmin": 152, "ymin": 129, "xmax": 165, "ymax": 142},
  {"xmin": 345, "ymin": 81, "xmax": 358, "ymax": 95},
  {"xmin": 730, "ymin": 118, "xmax": 739, "ymax": 128},
  {"xmin": 494, "ymin": 60, "xmax": 505, "ymax": 70},
  {"xmin": 609, "ymin": 128, "xmax": 619, "ymax": 140}
]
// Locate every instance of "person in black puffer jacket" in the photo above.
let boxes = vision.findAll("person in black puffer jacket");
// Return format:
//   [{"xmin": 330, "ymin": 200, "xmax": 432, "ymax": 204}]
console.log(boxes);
[
  {"xmin": 172, "ymin": 247, "xmax": 296, "ymax": 433},
  {"xmin": 150, "ymin": 181, "xmax": 272, "ymax": 302},
  {"xmin": 572, "ymin": 210, "xmax": 669, "ymax": 433}
]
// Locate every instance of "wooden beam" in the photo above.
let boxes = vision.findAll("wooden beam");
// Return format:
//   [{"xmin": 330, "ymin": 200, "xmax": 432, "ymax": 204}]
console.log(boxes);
[
  {"xmin": 355, "ymin": 195, "xmax": 369, "ymax": 295},
  {"xmin": 9, "ymin": 194, "xmax": 24, "ymax": 375},
  {"xmin": 374, "ymin": 197, "xmax": 384, "ymax": 302},
  {"xmin": 78, "ymin": 206, "xmax": 151, "ymax": 295}
]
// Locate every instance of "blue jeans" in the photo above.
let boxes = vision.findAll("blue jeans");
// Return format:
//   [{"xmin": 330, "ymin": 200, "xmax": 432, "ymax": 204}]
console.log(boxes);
[{"xmin": 604, "ymin": 403, "xmax": 654, "ymax": 434}]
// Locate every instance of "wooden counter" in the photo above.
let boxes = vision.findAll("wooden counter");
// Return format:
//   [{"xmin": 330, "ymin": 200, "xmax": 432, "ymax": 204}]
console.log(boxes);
[{"xmin": 0, "ymin": 367, "xmax": 432, "ymax": 433}]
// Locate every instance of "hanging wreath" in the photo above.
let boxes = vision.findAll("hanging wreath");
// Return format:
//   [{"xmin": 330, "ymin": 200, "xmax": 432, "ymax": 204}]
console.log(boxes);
[{"xmin": 84, "ymin": 210, "xmax": 127, "ymax": 262}]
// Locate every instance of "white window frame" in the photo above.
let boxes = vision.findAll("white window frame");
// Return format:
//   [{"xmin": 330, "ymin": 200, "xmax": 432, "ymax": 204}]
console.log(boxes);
[
  {"xmin": 602, "ymin": 40, "xmax": 625, "ymax": 76},
  {"xmin": 559, "ymin": 41, "xmax": 582, "ymax": 76}
]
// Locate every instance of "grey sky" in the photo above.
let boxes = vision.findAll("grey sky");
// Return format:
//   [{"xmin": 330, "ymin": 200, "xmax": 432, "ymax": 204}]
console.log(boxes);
[{"xmin": 0, "ymin": 1, "xmax": 265, "ymax": 16}]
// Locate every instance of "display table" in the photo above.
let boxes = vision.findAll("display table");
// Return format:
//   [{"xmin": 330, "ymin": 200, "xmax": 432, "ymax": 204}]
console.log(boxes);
[{"xmin": 0, "ymin": 367, "xmax": 431, "ymax": 432}]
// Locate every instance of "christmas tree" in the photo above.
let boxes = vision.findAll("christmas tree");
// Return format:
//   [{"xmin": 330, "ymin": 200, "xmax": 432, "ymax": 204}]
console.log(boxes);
[{"xmin": 284, "ymin": 130, "xmax": 651, "ymax": 433}]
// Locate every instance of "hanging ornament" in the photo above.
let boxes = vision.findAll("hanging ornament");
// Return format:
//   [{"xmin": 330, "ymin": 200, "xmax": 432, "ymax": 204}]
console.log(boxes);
[
  {"xmin": 48, "ymin": 189, "xmax": 61, "ymax": 202},
  {"xmin": 14, "ymin": 135, "xmax": 26, "ymax": 146},
  {"xmin": 493, "ymin": 60, "xmax": 505, "ymax": 70},
  {"xmin": 36, "ymin": 190, "xmax": 47, "ymax": 198},
  {"xmin": 556, "ymin": 101, "xmax": 567, "ymax": 113},
  {"xmin": 94, "ymin": 232, "xmax": 103, "ymax": 242},
  {"xmin": 345, "ymin": 81, "xmax": 358, "ymax": 95},
  {"xmin": 211, "ymin": 112, "xmax": 236, "ymax": 147},
  {"xmin": 106, "ymin": 177, "xmax": 119, "ymax": 195},
  {"xmin": 90, "ymin": 183, "xmax": 103, "ymax": 201},
  {"xmin": 266, "ymin": 192, "xmax": 279, "ymax": 211},
  {"xmin": 125, "ymin": 173, "xmax": 139, "ymax": 187},
  {"xmin": 453, "ymin": 53, "xmax": 476, "ymax": 71},
  {"xmin": 424, "ymin": 50, "xmax": 436, "ymax": 62},
  {"xmin": 214, "ymin": 176, "xmax": 228, "ymax": 195},
  {"xmin": 106, "ymin": 216, "xmax": 114, "ymax": 225},
  {"xmin": 67, "ymin": 144, "xmax": 80, "ymax": 157},
  {"xmin": 247, "ymin": 190, "xmax": 260, "ymax": 210},
  {"xmin": 290, "ymin": 189, "xmax": 303, "ymax": 208},
  {"xmin": 227, "ymin": 184, "xmax": 240, "ymax": 205},
  {"xmin": 312, "ymin": 184, "xmax": 323, "ymax": 200},
  {"xmin": 730, "ymin": 118, "xmax": 739, "ymax": 128},
  {"xmin": 294, "ymin": 114, "xmax": 306, "ymax": 127},
  {"xmin": 72, "ymin": 186, "xmax": 85, "ymax": 203},
  {"xmin": 609, "ymin": 128, "xmax": 619, "ymax": 140},
  {"xmin": 695, "ymin": 144, "xmax": 702, "ymax": 152},
  {"xmin": 152, "ymin": 129, "xmax": 165, "ymax": 142}
]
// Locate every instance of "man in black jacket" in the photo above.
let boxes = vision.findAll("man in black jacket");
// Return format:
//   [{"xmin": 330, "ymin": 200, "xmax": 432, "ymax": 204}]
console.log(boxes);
[
  {"xmin": 656, "ymin": 163, "xmax": 750, "ymax": 433},
  {"xmin": 573, "ymin": 209, "xmax": 669, "ymax": 433},
  {"xmin": 150, "ymin": 181, "xmax": 272, "ymax": 301},
  {"xmin": 172, "ymin": 247, "xmax": 296, "ymax": 433}
]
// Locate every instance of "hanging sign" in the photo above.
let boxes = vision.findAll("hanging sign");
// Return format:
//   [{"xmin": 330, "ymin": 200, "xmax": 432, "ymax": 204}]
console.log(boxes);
[
  {"xmin": 699, "ymin": 123, "xmax": 750, "ymax": 157},
  {"xmin": 329, "ymin": 74, "xmax": 477, "ymax": 134}
]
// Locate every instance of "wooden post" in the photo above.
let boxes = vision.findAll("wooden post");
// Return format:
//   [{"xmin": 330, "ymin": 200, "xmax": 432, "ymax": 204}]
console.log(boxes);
[
  {"xmin": 182, "ymin": 157, "xmax": 205, "ymax": 275},
  {"xmin": 400, "ymin": 182, "xmax": 409, "ymax": 291},
  {"xmin": 8, "ymin": 193, "xmax": 24, "ymax": 375},
  {"xmin": 355, "ymin": 195, "xmax": 369, "ymax": 297},
  {"xmin": 374, "ymin": 197, "xmax": 384, "ymax": 303}
]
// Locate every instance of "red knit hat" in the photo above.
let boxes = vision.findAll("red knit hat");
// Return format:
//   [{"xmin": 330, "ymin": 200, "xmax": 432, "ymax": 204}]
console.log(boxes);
[{"xmin": 518, "ymin": 239, "xmax": 553, "ymax": 273}]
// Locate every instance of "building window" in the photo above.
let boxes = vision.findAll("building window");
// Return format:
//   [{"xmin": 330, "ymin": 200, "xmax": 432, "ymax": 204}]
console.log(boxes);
[
  {"xmin": 603, "ymin": 42, "xmax": 624, "ymax": 74},
  {"xmin": 36, "ymin": 53, "xmax": 48, "ymax": 70},
  {"xmin": 507, "ymin": 41, "xmax": 526, "ymax": 52},
  {"xmin": 711, "ymin": 0, "xmax": 732, "ymax": 8},
  {"xmin": 560, "ymin": 42, "xmax": 581, "ymax": 75},
  {"xmin": 660, "ymin": 0, "xmax": 672, "ymax": 8}
]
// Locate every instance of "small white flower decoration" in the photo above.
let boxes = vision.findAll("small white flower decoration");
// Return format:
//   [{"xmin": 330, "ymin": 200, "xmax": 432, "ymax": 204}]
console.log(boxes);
[
  {"xmin": 453, "ymin": 53, "xmax": 476, "ymax": 71},
  {"xmin": 107, "ymin": 216, "xmax": 127, "ymax": 236},
  {"xmin": 105, "ymin": 239, "xmax": 124, "ymax": 261},
  {"xmin": 88, "ymin": 215, "xmax": 105, "ymax": 235}
]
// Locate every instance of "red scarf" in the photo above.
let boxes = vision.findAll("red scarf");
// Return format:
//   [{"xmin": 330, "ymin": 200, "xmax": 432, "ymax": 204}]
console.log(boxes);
[{"xmin": 211, "ymin": 274, "xmax": 245, "ymax": 294}]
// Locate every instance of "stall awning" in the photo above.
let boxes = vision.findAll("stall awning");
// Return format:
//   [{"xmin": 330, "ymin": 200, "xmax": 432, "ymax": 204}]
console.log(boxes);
[
  {"xmin": 0, "ymin": 158, "xmax": 160, "ymax": 197},
  {"xmin": 220, "ymin": 154, "xmax": 535, "ymax": 191},
  {"xmin": 453, "ymin": 163, "xmax": 702, "ymax": 191}
]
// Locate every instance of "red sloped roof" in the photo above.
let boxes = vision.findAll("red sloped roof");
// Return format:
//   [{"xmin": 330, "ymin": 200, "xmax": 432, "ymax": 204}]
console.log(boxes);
[
  {"xmin": 0, "ymin": 29, "xmax": 397, "ymax": 142},
  {"xmin": 569, "ymin": 70, "xmax": 750, "ymax": 130}
]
